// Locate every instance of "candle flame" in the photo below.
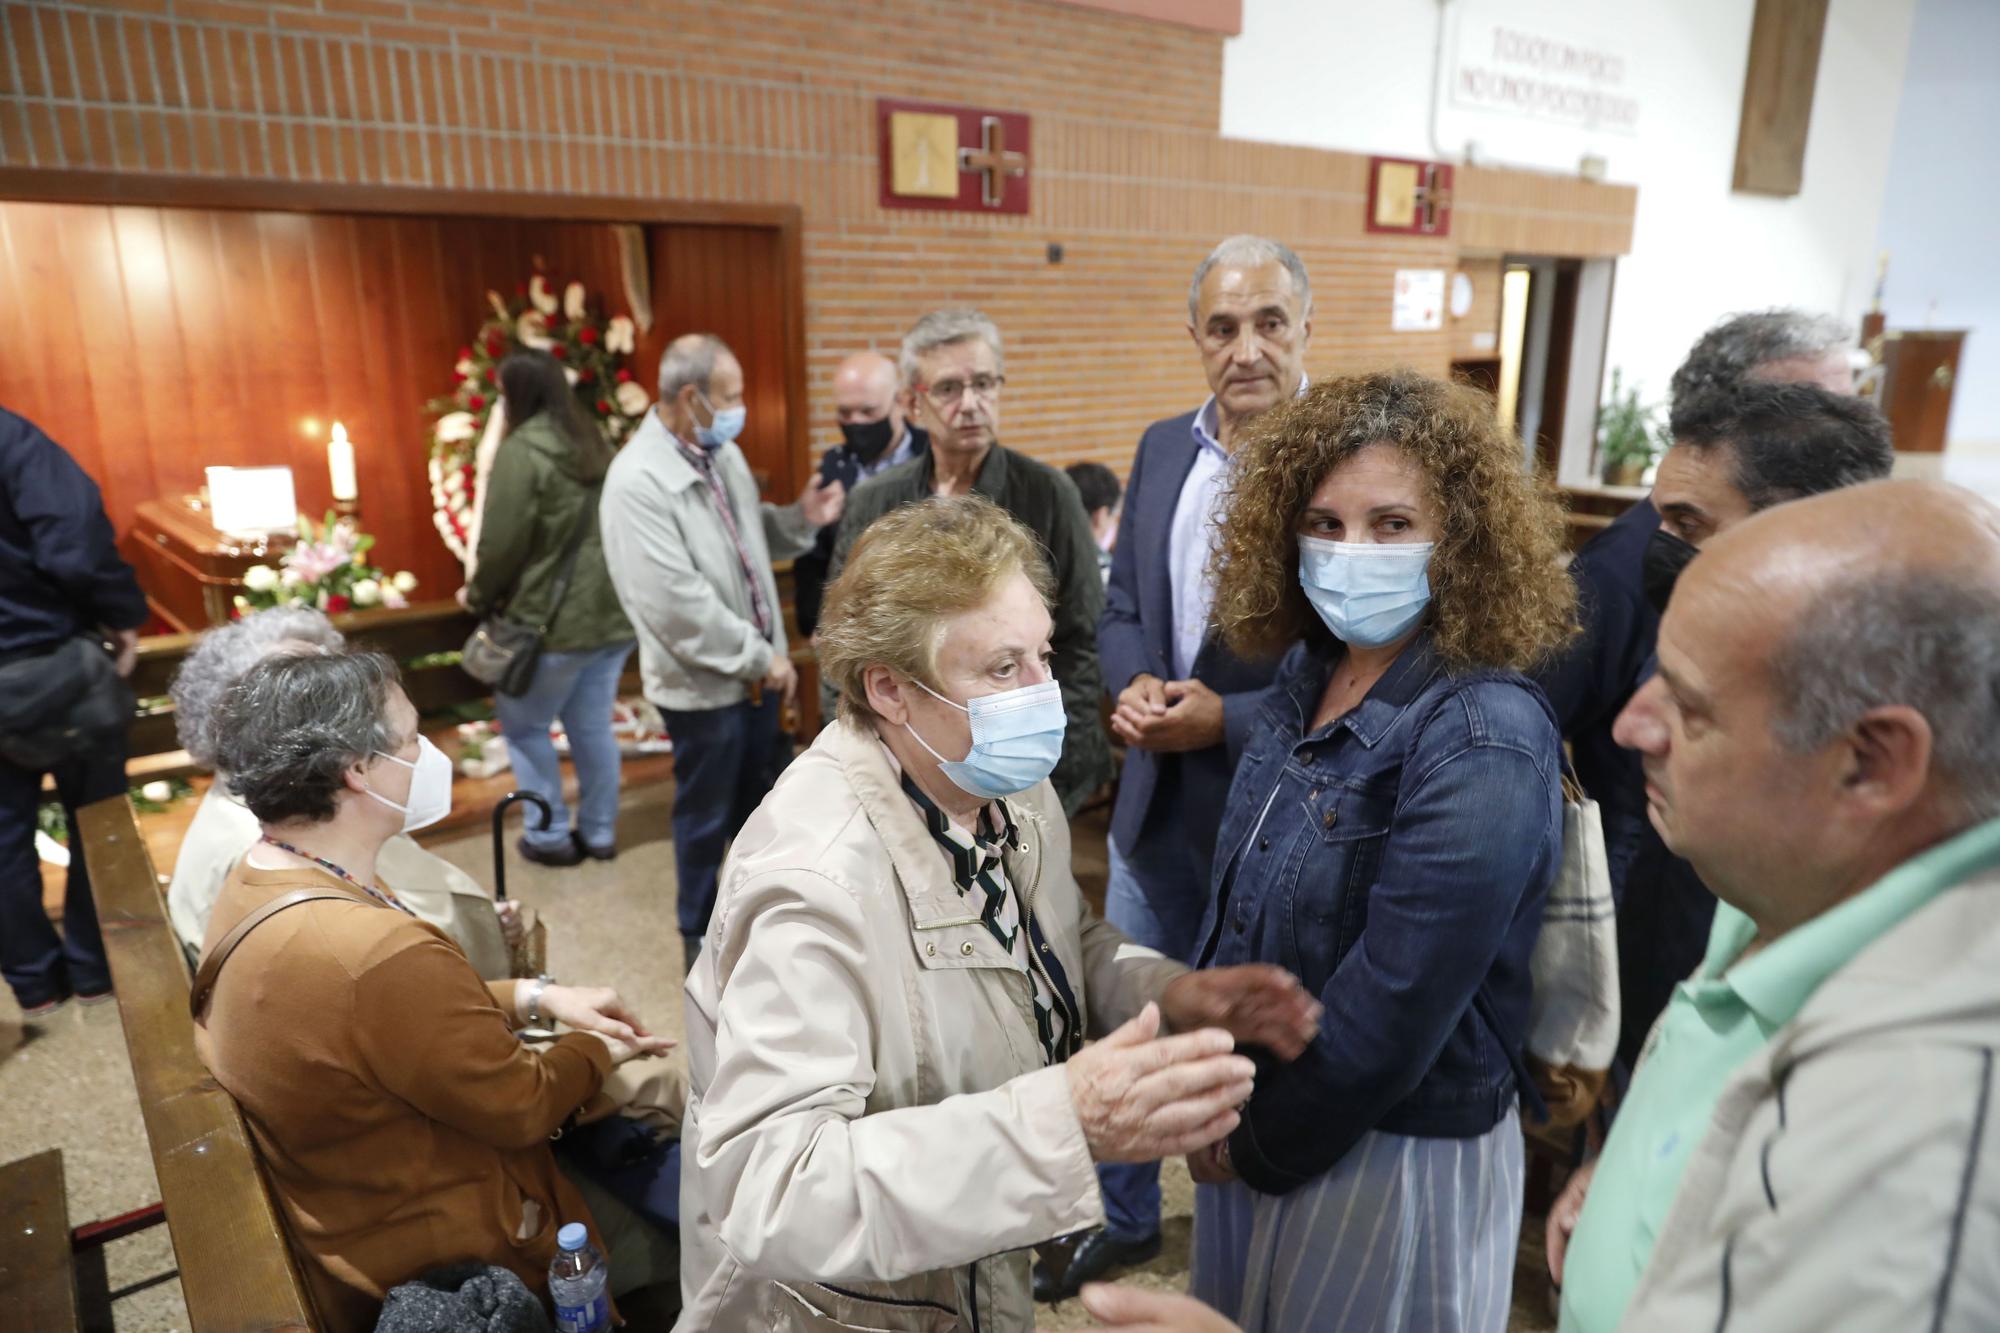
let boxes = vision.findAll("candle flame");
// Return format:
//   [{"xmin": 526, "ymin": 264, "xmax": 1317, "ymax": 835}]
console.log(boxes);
[{"xmin": 332, "ymin": 421, "xmax": 349, "ymax": 444}]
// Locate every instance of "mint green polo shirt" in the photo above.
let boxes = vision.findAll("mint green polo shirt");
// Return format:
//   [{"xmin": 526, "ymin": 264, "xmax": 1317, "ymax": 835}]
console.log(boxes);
[{"xmin": 1557, "ymin": 815, "xmax": 2000, "ymax": 1333}]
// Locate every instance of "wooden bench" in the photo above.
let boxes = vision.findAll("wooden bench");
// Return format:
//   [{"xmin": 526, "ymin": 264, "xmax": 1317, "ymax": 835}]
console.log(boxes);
[
  {"xmin": 77, "ymin": 795, "xmax": 318, "ymax": 1331},
  {"xmin": 0, "ymin": 1149, "xmax": 80, "ymax": 1330}
]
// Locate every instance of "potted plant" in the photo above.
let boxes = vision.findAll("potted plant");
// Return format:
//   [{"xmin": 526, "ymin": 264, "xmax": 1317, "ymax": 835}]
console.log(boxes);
[{"xmin": 1597, "ymin": 368, "xmax": 1665, "ymax": 487}]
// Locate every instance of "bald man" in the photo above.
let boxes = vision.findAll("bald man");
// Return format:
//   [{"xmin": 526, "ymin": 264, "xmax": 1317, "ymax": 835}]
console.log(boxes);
[
  {"xmin": 792, "ymin": 352, "xmax": 928, "ymax": 638},
  {"xmin": 1550, "ymin": 481, "xmax": 2000, "ymax": 1333}
]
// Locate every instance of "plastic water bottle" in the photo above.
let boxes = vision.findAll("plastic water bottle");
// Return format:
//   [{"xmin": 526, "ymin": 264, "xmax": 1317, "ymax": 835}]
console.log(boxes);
[{"xmin": 549, "ymin": 1222, "xmax": 611, "ymax": 1333}]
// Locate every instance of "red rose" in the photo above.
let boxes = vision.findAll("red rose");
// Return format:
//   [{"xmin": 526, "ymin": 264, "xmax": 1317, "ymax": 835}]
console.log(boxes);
[
  {"xmin": 461, "ymin": 463, "xmax": 475, "ymax": 478},
  {"xmin": 578, "ymin": 326, "xmax": 598, "ymax": 346},
  {"xmin": 453, "ymin": 369, "xmax": 467, "ymax": 382},
  {"xmin": 615, "ymin": 369, "xmax": 633, "ymax": 384},
  {"xmin": 326, "ymin": 594, "xmax": 351, "ymax": 614},
  {"xmin": 597, "ymin": 399, "xmax": 612, "ymax": 414},
  {"xmin": 485, "ymin": 334, "xmax": 506, "ymax": 356},
  {"xmin": 486, "ymin": 368, "xmax": 497, "ymax": 383},
  {"xmin": 515, "ymin": 281, "xmax": 528, "ymax": 296},
  {"xmin": 458, "ymin": 345, "xmax": 472, "ymax": 360},
  {"xmin": 550, "ymin": 344, "xmax": 566, "ymax": 360},
  {"xmin": 468, "ymin": 394, "xmax": 485, "ymax": 410},
  {"xmin": 578, "ymin": 370, "xmax": 595, "ymax": 385}
]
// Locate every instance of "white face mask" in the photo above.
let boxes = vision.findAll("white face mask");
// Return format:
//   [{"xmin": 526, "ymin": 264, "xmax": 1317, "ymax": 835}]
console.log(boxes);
[{"xmin": 363, "ymin": 735, "xmax": 454, "ymax": 833}]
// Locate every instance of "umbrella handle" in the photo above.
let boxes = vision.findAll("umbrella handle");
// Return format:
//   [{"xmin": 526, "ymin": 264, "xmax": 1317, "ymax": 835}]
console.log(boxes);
[{"xmin": 491, "ymin": 790, "xmax": 554, "ymax": 902}]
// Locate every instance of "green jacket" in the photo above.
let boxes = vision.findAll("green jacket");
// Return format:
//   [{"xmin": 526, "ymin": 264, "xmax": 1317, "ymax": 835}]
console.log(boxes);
[
  {"xmin": 466, "ymin": 416, "xmax": 634, "ymax": 654},
  {"xmin": 829, "ymin": 443, "xmax": 1114, "ymax": 816}
]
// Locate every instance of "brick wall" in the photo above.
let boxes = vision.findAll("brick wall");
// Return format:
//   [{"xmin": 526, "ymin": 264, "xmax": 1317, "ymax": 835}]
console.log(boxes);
[{"xmin": 0, "ymin": 0, "xmax": 1636, "ymax": 473}]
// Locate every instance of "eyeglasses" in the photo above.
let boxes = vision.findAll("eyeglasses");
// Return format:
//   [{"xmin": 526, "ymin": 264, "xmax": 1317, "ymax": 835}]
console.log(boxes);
[{"xmin": 918, "ymin": 374, "xmax": 1006, "ymax": 408}]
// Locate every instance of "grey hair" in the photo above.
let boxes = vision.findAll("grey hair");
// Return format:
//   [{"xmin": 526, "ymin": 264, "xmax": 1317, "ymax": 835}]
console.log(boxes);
[
  {"xmin": 1770, "ymin": 572, "xmax": 2000, "ymax": 822},
  {"xmin": 898, "ymin": 309, "xmax": 1004, "ymax": 389},
  {"xmin": 170, "ymin": 608, "xmax": 346, "ymax": 768},
  {"xmin": 1187, "ymin": 234, "xmax": 1313, "ymax": 325},
  {"xmin": 1668, "ymin": 309, "xmax": 1850, "ymax": 432},
  {"xmin": 657, "ymin": 332, "xmax": 732, "ymax": 403},
  {"xmin": 211, "ymin": 648, "xmax": 404, "ymax": 825}
]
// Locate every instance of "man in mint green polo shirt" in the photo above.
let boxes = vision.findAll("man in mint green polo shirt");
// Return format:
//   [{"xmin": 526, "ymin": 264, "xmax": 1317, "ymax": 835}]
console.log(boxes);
[{"xmin": 1550, "ymin": 479, "xmax": 2000, "ymax": 1333}]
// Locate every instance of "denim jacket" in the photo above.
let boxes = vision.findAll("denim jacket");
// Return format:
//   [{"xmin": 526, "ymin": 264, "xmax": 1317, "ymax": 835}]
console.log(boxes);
[{"xmin": 1193, "ymin": 633, "xmax": 1562, "ymax": 1195}]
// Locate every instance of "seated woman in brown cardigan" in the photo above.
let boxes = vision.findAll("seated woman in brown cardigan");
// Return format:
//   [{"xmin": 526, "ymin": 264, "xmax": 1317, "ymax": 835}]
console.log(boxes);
[{"xmin": 192, "ymin": 646, "xmax": 677, "ymax": 1330}]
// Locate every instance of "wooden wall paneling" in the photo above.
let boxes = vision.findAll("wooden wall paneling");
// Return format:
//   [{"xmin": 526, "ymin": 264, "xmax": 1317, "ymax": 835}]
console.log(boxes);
[
  {"xmin": 63, "ymin": 207, "xmax": 155, "ymax": 534},
  {"xmin": 1733, "ymin": 0, "xmax": 1830, "ymax": 197}
]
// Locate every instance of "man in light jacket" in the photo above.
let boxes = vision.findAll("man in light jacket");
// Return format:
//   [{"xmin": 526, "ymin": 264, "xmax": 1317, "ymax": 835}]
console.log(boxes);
[
  {"xmin": 1550, "ymin": 479, "xmax": 2000, "ymax": 1332},
  {"xmin": 600, "ymin": 333, "xmax": 844, "ymax": 962}
]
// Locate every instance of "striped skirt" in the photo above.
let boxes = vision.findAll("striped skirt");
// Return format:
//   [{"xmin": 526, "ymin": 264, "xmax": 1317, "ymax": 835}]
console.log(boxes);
[{"xmin": 1190, "ymin": 1110, "xmax": 1523, "ymax": 1333}]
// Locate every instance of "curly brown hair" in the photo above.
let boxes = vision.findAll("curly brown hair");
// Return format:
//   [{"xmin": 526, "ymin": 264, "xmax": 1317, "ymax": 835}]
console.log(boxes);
[{"xmin": 1210, "ymin": 371, "xmax": 1577, "ymax": 671}]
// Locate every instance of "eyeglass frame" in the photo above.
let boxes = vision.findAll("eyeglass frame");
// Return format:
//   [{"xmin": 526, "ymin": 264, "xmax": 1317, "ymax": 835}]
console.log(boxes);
[{"xmin": 914, "ymin": 373, "xmax": 1008, "ymax": 409}]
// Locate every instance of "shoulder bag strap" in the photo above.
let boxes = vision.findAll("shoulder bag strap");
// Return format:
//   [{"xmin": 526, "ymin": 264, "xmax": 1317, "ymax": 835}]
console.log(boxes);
[
  {"xmin": 535, "ymin": 481, "xmax": 604, "ymax": 636},
  {"xmin": 190, "ymin": 889, "xmax": 355, "ymax": 1021}
]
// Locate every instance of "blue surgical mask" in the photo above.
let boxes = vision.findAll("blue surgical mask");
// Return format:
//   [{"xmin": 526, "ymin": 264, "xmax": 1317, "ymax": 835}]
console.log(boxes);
[
  {"xmin": 694, "ymin": 389, "xmax": 746, "ymax": 451},
  {"xmin": 905, "ymin": 678, "xmax": 1066, "ymax": 800},
  {"xmin": 1298, "ymin": 535, "xmax": 1435, "ymax": 648}
]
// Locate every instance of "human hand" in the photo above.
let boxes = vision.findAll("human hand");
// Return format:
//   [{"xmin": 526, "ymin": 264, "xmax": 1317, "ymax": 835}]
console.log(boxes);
[
  {"xmin": 580, "ymin": 1029, "xmax": 657, "ymax": 1066},
  {"xmin": 1112, "ymin": 678, "xmax": 1224, "ymax": 753},
  {"xmin": 1066, "ymin": 1003, "xmax": 1253, "ymax": 1164},
  {"xmin": 1041, "ymin": 1283, "xmax": 1242, "ymax": 1332},
  {"xmin": 763, "ymin": 653, "xmax": 799, "ymax": 707},
  {"xmin": 1160, "ymin": 965, "xmax": 1321, "ymax": 1060},
  {"xmin": 496, "ymin": 900, "xmax": 526, "ymax": 947},
  {"xmin": 1547, "ymin": 1158, "xmax": 1597, "ymax": 1287},
  {"xmin": 539, "ymin": 984, "xmax": 678, "ymax": 1058},
  {"xmin": 111, "ymin": 627, "xmax": 140, "ymax": 679},
  {"xmin": 800, "ymin": 475, "xmax": 846, "ymax": 527},
  {"xmin": 1185, "ymin": 1139, "xmax": 1237, "ymax": 1185}
]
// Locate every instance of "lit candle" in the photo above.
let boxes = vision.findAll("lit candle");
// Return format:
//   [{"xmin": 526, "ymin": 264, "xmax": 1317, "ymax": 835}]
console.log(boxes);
[{"xmin": 328, "ymin": 421, "xmax": 359, "ymax": 503}]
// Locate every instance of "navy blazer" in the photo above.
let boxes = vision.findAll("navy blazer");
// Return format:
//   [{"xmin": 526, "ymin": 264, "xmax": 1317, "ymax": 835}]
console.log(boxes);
[
  {"xmin": 1098, "ymin": 410, "xmax": 1280, "ymax": 878},
  {"xmin": 0, "ymin": 408, "xmax": 148, "ymax": 655}
]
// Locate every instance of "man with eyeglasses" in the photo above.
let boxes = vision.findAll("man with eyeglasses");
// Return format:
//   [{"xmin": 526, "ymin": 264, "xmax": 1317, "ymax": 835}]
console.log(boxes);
[{"xmin": 827, "ymin": 308, "xmax": 1113, "ymax": 815}]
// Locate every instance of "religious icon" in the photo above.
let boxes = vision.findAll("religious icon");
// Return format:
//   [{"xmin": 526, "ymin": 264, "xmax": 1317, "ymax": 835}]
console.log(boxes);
[
  {"xmin": 1367, "ymin": 157, "xmax": 1454, "ymax": 236},
  {"xmin": 890, "ymin": 112, "xmax": 961, "ymax": 199}
]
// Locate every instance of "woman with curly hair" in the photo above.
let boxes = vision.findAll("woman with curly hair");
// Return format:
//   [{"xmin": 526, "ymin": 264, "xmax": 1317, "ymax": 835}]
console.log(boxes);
[{"xmin": 1185, "ymin": 370, "xmax": 1577, "ymax": 1332}]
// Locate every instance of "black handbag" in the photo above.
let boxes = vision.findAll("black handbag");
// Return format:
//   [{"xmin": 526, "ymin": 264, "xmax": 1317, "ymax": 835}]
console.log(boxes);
[
  {"xmin": 461, "ymin": 484, "xmax": 601, "ymax": 698},
  {"xmin": 0, "ymin": 635, "xmax": 135, "ymax": 770}
]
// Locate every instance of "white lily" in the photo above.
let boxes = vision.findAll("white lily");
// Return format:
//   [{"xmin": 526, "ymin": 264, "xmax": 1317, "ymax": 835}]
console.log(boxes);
[
  {"xmin": 615, "ymin": 380, "xmax": 651, "ymax": 416},
  {"xmin": 392, "ymin": 571, "xmax": 419, "ymax": 593},
  {"xmin": 434, "ymin": 411, "xmax": 478, "ymax": 445},
  {"xmin": 605, "ymin": 315, "xmax": 635, "ymax": 355},
  {"xmin": 242, "ymin": 564, "xmax": 279, "ymax": 592},
  {"xmin": 516, "ymin": 310, "xmax": 553, "ymax": 350},
  {"xmin": 351, "ymin": 578, "xmax": 382, "ymax": 608},
  {"xmin": 564, "ymin": 281, "xmax": 587, "ymax": 322},
  {"xmin": 529, "ymin": 274, "xmax": 559, "ymax": 316}
]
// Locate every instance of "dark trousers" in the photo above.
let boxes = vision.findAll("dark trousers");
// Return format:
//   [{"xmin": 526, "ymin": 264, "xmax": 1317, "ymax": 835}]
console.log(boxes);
[
  {"xmin": 1, "ymin": 739, "xmax": 124, "ymax": 1008},
  {"xmin": 660, "ymin": 694, "xmax": 786, "ymax": 942}
]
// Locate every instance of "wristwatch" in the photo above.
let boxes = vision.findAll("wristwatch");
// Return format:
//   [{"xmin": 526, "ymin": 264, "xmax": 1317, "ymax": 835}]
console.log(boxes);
[{"xmin": 520, "ymin": 974, "xmax": 557, "ymax": 1028}]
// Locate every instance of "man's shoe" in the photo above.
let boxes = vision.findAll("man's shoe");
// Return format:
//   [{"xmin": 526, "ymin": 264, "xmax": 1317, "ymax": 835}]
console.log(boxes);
[
  {"xmin": 1032, "ymin": 1228, "xmax": 1162, "ymax": 1302},
  {"xmin": 19, "ymin": 994, "xmax": 69, "ymax": 1020},
  {"xmin": 517, "ymin": 835, "xmax": 585, "ymax": 868},
  {"xmin": 76, "ymin": 988, "xmax": 116, "ymax": 1008},
  {"xmin": 572, "ymin": 832, "xmax": 617, "ymax": 862}
]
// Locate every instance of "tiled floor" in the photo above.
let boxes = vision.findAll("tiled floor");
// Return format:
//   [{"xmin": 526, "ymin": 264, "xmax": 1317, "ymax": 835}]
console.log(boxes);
[{"xmin": 1, "ymin": 772, "xmax": 1556, "ymax": 1331}]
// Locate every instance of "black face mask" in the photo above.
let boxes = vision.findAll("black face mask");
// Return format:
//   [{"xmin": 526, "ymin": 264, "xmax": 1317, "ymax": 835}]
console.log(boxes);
[
  {"xmin": 1641, "ymin": 527, "xmax": 1700, "ymax": 616},
  {"xmin": 839, "ymin": 416, "xmax": 897, "ymax": 466}
]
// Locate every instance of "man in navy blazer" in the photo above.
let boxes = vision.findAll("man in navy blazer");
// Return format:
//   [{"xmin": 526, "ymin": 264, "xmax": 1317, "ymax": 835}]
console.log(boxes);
[{"xmin": 1038, "ymin": 236, "xmax": 1311, "ymax": 1302}]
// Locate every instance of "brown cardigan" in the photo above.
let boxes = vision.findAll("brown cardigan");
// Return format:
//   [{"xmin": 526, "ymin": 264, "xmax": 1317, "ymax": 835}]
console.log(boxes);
[{"xmin": 193, "ymin": 861, "xmax": 614, "ymax": 1331}]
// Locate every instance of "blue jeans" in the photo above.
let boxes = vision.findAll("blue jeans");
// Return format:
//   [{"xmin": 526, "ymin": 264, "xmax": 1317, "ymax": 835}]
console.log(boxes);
[
  {"xmin": 495, "ymin": 642, "xmax": 634, "ymax": 853},
  {"xmin": 1, "ymin": 742, "xmax": 121, "ymax": 1008},
  {"xmin": 660, "ymin": 694, "xmax": 786, "ymax": 942},
  {"xmin": 1096, "ymin": 835, "xmax": 1212, "ymax": 1241}
]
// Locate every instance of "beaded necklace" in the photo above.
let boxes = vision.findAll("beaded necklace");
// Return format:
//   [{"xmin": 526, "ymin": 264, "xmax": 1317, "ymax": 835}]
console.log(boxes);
[{"xmin": 259, "ymin": 836, "xmax": 416, "ymax": 917}]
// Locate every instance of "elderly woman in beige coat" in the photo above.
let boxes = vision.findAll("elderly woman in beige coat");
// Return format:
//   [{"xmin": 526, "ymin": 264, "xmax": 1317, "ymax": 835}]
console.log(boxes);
[{"xmin": 678, "ymin": 496, "xmax": 1320, "ymax": 1331}]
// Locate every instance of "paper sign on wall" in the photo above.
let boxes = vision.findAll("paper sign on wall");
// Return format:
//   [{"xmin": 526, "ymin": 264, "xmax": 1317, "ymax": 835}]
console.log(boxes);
[{"xmin": 1393, "ymin": 270, "xmax": 1447, "ymax": 332}]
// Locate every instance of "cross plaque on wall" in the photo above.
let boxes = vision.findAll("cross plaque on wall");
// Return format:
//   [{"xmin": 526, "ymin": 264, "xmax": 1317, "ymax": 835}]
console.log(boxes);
[
  {"xmin": 1366, "ymin": 156, "xmax": 1454, "ymax": 237},
  {"xmin": 879, "ymin": 99, "xmax": 1032, "ymax": 216}
]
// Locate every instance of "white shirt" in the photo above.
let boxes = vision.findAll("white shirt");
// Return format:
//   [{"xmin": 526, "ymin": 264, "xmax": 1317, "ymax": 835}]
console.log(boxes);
[{"xmin": 1165, "ymin": 378, "xmax": 1308, "ymax": 680}]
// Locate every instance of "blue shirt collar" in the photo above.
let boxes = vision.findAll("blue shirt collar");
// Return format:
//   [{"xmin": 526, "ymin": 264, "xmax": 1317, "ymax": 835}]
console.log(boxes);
[
  {"xmin": 1274, "ymin": 631, "xmax": 1445, "ymax": 750},
  {"xmin": 1191, "ymin": 373, "xmax": 1310, "ymax": 459}
]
